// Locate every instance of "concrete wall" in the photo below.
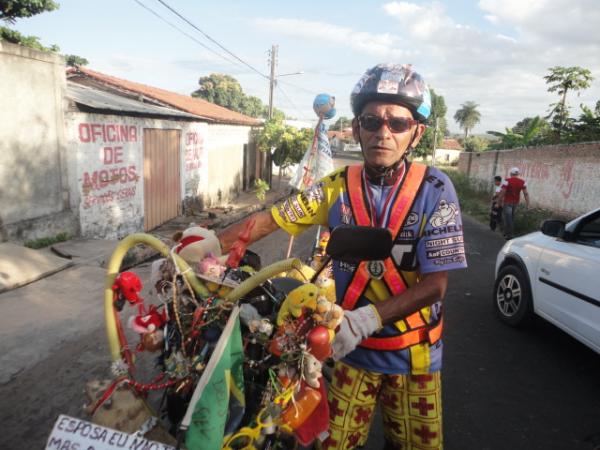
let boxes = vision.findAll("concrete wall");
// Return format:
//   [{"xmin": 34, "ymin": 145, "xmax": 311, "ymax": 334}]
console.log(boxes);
[
  {"xmin": 65, "ymin": 112, "xmax": 210, "ymax": 238},
  {"xmin": 204, "ymin": 124, "xmax": 251, "ymax": 206},
  {"xmin": 0, "ymin": 42, "xmax": 77, "ymax": 241},
  {"xmin": 458, "ymin": 143, "xmax": 600, "ymax": 216}
]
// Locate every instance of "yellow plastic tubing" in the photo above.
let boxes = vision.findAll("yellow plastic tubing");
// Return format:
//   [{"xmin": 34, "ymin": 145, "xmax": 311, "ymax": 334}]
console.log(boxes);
[
  {"xmin": 105, "ymin": 232, "xmax": 303, "ymax": 362},
  {"xmin": 104, "ymin": 233, "xmax": 209, "ymax": 362}
]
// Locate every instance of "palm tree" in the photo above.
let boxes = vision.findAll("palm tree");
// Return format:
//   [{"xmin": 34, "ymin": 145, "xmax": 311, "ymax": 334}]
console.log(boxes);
[
  {"xmin": 454, "ymin": 101, "xmax": 481, "ymax": 140},
  {"xmin": 544, "ymin": 66, "xmax": 594, "ymax": 134}
]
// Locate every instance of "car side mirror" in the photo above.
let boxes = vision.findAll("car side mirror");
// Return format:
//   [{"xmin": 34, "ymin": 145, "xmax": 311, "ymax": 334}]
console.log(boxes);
[
  {"xmin": 540, "ymin": 219, "xmax": 566, "ymax": 238},
  {"xmin": 326, "ymin": 225, "xmax": 393, "ymax": 264}
]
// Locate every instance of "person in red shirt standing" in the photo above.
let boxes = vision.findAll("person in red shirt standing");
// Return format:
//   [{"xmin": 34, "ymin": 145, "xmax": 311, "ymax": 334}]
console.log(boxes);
[{"xmin": 498, "ymin": 167, "xmax": 530, "ymax": 239}]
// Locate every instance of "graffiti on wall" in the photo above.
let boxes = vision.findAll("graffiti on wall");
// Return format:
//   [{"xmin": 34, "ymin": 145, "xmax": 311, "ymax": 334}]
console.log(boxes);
[
  {"xmin": 184, "ymin": 131, "xmax": 203, "ymax": 172},
  {"xmin": 78, "ymin": 122, "xmax": 140, "ymax": 209}
]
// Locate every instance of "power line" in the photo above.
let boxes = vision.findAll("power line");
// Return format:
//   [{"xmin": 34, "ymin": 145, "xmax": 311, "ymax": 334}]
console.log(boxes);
[
  {"xmin": 276, "ymin": 84, "xmax": 305, "ymax": 119},
  {"xmin": 278, "ymin": 79, "xmax": 316, "ymax": 96},
  {"xmin": 132, "ymin": 0, "xmax": 241, "ymax": 69},
  {"xmin": 155, "ymin": 0, "xmax": 269, "ymax": 79}
]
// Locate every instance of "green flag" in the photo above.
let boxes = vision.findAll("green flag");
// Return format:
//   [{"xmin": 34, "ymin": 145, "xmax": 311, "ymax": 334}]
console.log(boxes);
[{"xmin": 182, "ymin": 306, "xmax": 245, "ymax": 450}]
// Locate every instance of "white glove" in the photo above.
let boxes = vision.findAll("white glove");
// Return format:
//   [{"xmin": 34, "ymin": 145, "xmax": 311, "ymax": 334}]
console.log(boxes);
[{"xmin": 332, "ymin": 305, "xmax": 382, "ymax": 361}]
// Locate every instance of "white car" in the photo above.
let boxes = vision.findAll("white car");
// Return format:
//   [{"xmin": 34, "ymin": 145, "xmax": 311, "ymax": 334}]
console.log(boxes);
[{"xmin": 493, "ymin": 208, "xmax": 600, "ymax": 353}]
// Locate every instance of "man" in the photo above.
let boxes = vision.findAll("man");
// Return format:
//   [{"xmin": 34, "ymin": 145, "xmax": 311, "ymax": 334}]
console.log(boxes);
[
  {"xmin": 490, "ymin": 175, "xmax": 503, "ymax": 232},
  {"xmin": 498, "ymin": 167, "xmax": 530, "ymax": 240},
  {"xmin": 218, "ymin": 63, "xmax": 467, "ymax": 450}
]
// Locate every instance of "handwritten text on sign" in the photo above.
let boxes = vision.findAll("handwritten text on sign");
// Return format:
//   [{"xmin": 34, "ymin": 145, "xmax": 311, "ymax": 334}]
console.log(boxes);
[{"xmin": 46, "ymin": 415, "xmax": 174, "ymax": 450}]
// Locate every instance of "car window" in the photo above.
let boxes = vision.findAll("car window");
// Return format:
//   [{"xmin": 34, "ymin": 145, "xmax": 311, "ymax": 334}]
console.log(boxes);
[{"xmin": 575, "ymin": 215, "xmax": 600, "ymax": 248}]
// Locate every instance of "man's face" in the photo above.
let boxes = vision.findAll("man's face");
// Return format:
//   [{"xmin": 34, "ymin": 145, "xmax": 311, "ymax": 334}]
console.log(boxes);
[{"xmin": 352, "ymin": 101, "xmax": 425, "ymax": 168}]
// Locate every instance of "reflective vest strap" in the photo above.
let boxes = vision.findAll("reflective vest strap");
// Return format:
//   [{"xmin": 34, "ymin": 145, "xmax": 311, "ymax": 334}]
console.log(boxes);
[
  {"xmin": 406, "ymin": 311, "xmax": 426, "ymax": 329},
  {"xmin": 341, "ymin": 262, "xmax": 370, "ymax": 310},
  {"xmin": 382, "ymin": 258, "xmax": 405, "ymax": 295},
  {"xmin": 386, "ymin": 163, "xmax": 428, "ymax": 237},
  {"xmin": 360, "ymin": 318, "xmax": 443, "ymax": 351},
  {"xmin": 346, "ymin": 165, "xmax": 370, "ymax": 226}
]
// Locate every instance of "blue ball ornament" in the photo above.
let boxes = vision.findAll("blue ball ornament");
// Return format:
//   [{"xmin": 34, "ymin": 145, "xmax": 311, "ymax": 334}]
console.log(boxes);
[{"xmin": 313, "ymin": 93, "xmax": 336, "ymax": 119}]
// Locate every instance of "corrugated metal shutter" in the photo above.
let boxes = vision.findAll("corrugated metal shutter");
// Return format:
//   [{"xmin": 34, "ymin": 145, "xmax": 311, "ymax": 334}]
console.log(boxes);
[{"xmin": 143, "ymin": 128, "xmax": 181, "ymax": 231}]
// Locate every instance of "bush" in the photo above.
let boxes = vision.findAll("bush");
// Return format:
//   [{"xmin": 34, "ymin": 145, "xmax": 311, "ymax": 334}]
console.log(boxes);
[{"xmin": 25, "ymin": 232, "xmax": 69, "ymax": 249}]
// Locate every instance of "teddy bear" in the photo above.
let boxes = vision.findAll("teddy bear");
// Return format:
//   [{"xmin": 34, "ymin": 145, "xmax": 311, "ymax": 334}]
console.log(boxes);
[
  {"xmin": 172, "ymin": 224, "xmax": 222, "ymax": 264},
  {"xmin": 302, "ymin": 352, "xmax": 322, "ymax": 389},
  {"xmin": 312, "ymin": 297, "xmax": 344, "ymax": 341},
  {"xmin": 276, "ymin": 283, "xmax": 320, "ymax": 326}
]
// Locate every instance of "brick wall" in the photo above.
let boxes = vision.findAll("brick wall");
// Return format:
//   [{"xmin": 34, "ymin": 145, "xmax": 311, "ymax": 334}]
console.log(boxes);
[{"xmin": 458, "ymin": 143, "xmax": 600, "ymax": 216}]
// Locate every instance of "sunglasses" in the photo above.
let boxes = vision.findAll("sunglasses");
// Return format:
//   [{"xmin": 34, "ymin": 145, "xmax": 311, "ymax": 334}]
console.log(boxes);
[{"xmin": 358, "ymin": 114, "xmax": 418, "ymax": 133}]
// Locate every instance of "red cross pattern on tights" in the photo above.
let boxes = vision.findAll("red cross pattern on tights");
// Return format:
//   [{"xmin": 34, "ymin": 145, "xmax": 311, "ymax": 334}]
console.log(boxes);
[
  {"xmin": 354, "ymin": 406, "xmax": 371, "ymax": 425},
  {"xmin": 411, "ymin": 374, "xmax": 434, "ymax": 390},
  {"xmin": 346, "ymin": 431, "xmax": 362, "ymax": 449},
  {"xmin": 414, "ymin": 424, "xmax": 438, "ymax": 444},
  {"xmin": 322, "ymin": 436, "xmax": 338, "ymax": 450},
  {"xmin": 329, "ymin": 398, "xmax": 344, "ymax": 419},
  {"xmin": 361, "ymin": 381, "xmax": 379, "ymax": 399},
  {"xmin": 334, "ymin": 365, "xmax": 353, "ymax": 389},
  {"xmin": 380, "ymin": 392, "xmax": 398, "ymax": 409},
  {"xmin": 411, "ymin": 396, "xmax": 435, "ymax": 416},
  {"xmin": 384, "ymin": 418, "xmax": 403, "ymax": 435}
]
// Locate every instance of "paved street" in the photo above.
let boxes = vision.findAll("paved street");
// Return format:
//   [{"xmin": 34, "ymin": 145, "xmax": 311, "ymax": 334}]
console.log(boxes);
[{"xmin": 1, "ymin": 158, "xmax": 599, "ymax": 449}]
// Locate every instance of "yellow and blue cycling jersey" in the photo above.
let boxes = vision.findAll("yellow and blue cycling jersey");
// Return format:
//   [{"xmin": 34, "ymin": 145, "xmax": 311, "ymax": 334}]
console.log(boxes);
[{"xmin": 271, "ymin": 162, "xmax": 467, "ymax": 375}]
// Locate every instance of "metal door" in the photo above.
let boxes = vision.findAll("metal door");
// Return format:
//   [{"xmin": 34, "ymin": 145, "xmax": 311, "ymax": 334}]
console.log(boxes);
[{"xmin": 143, "ymin": 128, "xmax": 181, "ymax": 231}]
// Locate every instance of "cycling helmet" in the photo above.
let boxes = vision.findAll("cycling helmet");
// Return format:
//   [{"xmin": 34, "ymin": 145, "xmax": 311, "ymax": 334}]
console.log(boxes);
[{"xmin": 350, "ymin": 63, "xmax": 431, "ymax": 121}]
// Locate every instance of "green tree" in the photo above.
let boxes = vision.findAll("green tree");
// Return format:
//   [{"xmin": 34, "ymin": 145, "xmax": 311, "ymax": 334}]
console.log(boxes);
[
  {"xmin": 565, "ymin": 101, "xmax": 600, "ymax": 143},
  {"xmin": 192, "ymin": 73, "xmax": 245, "ymax": 111},
  {"xmin": 414, "ymin": 88, "xmax": 447, "ymax": 158},
  {"xmin": 454, "ymin": 101, "xmax": 481, "ymax": 140},
  {"xmin": 0, "ymin": 0, "xmax": 58, "ymax": 23},
  {"xmin": 192, "ymin": 73, "xmax": 280, "ymax": 119},
  {"xmin": 257, "ymin": 118, "xmax": 313, "ymax": 183},
  {"xmin": 461, "ymin": 136, "xmax": 488, "ymax": 152},
  {"xmin": 487, "ymin": 116, "xmax": 549, "ymax": 149},
  {"xmin": 544, "ymin": 66, "xmax": 594, "ymax": 134},
  {"xmin": 64, "ymin": 54, "xmax": 88, "ymax": 67},
  {"xmin": 332, "ymin": 116, "xmax": 351, "ymax": 132},
  {"xmin": 0, "ymin": 25, "xmax": 58, "ymax": 51}
]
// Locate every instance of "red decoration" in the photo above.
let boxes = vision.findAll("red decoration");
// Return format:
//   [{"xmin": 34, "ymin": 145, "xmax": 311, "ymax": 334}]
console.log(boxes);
[
  {"xmin": 226, "ymin": 218, "xmax": 255, "ymax": 268},
  {"xmin": 306, "ymin": 325, "xmax": 332, "ymax": 361}
]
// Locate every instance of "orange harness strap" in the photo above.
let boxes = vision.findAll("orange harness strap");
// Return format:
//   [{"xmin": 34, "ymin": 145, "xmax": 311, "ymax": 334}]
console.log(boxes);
[{"xmin": 341, "ymin": 163, "xmax": 442, "ymax": 351}]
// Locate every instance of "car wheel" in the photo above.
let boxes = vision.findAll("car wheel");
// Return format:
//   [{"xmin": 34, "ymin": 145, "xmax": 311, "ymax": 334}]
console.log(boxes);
[{"xmin": 493, "ymin": 264, "xmax": 532, "ymax": 326}]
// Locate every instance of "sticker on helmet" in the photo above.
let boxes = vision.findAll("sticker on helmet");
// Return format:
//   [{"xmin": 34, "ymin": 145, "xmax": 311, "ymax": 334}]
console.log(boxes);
[{"xmin": 377, "ymin": 79, "xmax": 399, "ymax": 94}]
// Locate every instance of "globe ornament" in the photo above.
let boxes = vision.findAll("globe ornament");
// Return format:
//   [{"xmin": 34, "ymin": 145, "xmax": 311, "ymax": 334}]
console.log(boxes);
[{"xmin": 313, "ymin": 93, "xmax": 336, "ymax": 119}]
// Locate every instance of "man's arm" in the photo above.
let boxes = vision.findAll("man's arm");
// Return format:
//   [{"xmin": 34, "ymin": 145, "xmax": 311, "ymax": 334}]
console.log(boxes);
[
  {"xmin": 497, "ymin": 188, "xmax": 505, "ymax": 207},
  {"xmin": 217, "ymin": 210, "xmax": 279, "ymax": 254},
  {"xmin": 373, "ymin": 271, "xmax": 448, "ymax": 326},
  {"xmin": 522, "ymin": 188, "xmax": 530, "ymax": 208}
]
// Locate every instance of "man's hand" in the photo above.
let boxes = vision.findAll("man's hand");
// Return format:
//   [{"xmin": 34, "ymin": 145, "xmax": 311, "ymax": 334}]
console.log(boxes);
[{"xmin": 332, "ymin": 305, "xmax": 382, "ymax": 360}]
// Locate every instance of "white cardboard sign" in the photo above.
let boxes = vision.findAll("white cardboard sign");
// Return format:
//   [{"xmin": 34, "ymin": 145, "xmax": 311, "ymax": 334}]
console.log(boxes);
[{"xmin": 46, "ymin": 415, "xmax": 175, "ymax": 450}]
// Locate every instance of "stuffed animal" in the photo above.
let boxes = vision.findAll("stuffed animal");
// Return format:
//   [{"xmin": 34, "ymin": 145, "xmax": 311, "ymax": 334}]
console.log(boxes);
[
  {"xmin": 277, "ymin": 283, "xmax": 320, "ymax": 326},
  {"xmin": 315, "ymin": 274, "xmax": 336, "ymax": 303},
  {"xmin": 313, "ymin": 297, "xmax": 343, "ymax": 334},
  {"xmin": 198, "ymin": 252, "xmax": 225, "ymax": 278},
  {"xmin": 302, "ymin": 352, "xmax": 322, "ymax": 389},
  {"xmin": 172, "ymin": 225, "xmax": 221, "ymax": 264}
]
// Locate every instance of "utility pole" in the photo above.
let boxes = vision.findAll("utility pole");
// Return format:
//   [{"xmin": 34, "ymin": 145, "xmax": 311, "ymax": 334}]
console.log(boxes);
[
  {"xmin": 431, "ymin": 116, "xmax": 439, "ymax": 167},
  {"xmin": 267, "ymin": 44, "xmax": 278, "ymax": 120}
]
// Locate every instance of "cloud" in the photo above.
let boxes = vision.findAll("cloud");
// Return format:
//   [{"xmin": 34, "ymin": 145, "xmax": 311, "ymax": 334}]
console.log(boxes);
[
  {"xmin": 379, "ymin": 1, "xmax": 600, "ymax": 133},
  {"xmin": 253, "ymin": 18, "xmax": 414, "ymax": 59}
]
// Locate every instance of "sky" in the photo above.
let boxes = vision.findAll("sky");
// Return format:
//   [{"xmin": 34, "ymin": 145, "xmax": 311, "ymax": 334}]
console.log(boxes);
[{"xmin": 11, "ymin": 0, "xmax": 600, "ymax": 134}]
